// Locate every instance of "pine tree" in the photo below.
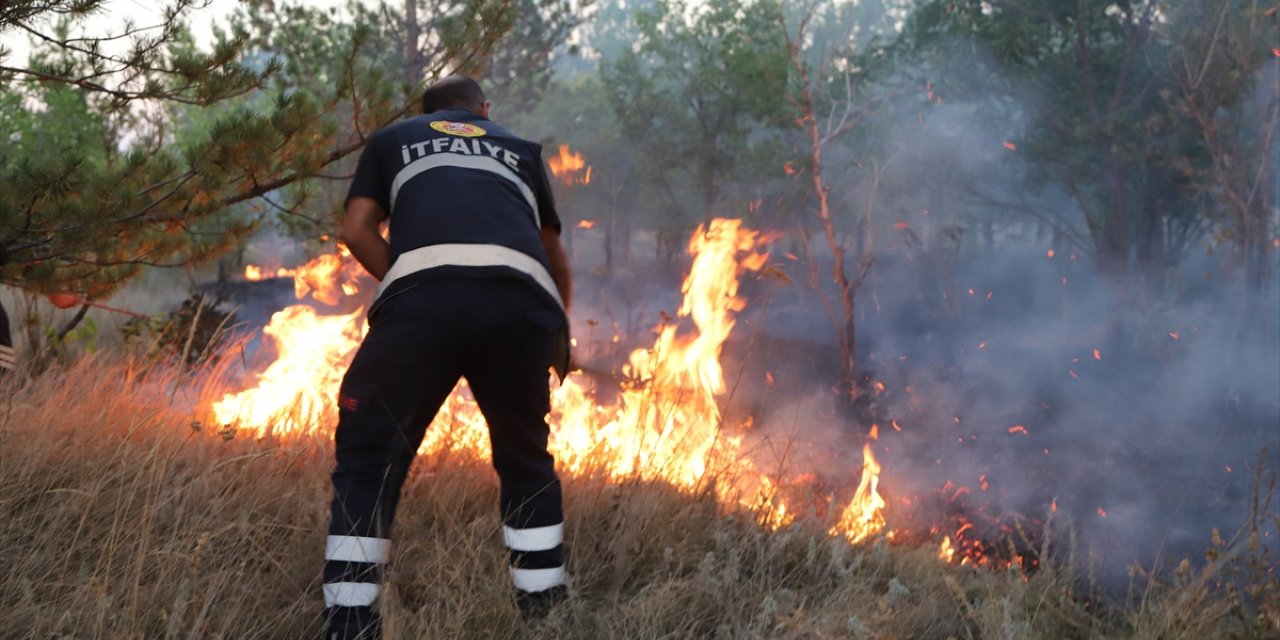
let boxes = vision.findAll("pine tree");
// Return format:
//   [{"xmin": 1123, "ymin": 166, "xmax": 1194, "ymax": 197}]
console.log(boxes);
[{"xmin": 0, "ymin": 0, "xmax": 540, "ymax": 299}]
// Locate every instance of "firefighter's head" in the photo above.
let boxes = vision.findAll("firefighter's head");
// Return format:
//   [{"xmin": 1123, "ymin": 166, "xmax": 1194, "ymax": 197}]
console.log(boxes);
[{"xmin": 422, "ymin": 76, "xmax": 490, "ymax": 117}]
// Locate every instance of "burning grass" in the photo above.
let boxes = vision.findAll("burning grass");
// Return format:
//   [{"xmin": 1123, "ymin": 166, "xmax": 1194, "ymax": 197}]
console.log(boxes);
[{"xmin": 2, "ymin": 356, "xmax": 1277, "ymax": 639}]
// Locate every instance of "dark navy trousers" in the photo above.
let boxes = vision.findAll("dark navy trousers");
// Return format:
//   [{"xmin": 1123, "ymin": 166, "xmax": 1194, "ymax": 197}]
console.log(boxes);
[{"xmin": 323, "ymin": 277, "xmax": 566, "ymax": 628}]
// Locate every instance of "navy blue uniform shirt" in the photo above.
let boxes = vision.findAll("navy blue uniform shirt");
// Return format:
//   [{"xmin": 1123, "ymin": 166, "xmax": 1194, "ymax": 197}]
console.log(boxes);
[{"xmin": 346, "ymin": 108, "xmax": 563, "ymax": 316}]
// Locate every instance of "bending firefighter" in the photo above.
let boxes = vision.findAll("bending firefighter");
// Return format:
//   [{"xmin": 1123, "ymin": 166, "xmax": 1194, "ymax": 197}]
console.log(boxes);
[{"xmin": 324, "ymin": 76, "xmax": 573, "ymax": 639}]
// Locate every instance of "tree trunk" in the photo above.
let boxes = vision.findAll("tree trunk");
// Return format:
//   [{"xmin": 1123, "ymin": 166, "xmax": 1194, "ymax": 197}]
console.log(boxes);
[{"xmin": 404, "ymin": 0, "xmax": 421, "ymax": 85}]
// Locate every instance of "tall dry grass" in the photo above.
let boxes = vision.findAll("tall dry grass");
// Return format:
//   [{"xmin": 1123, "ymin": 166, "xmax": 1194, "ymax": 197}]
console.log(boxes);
[{"xmin": 2, "ymin": 355, "xmax": 1276, "ymax": 639}]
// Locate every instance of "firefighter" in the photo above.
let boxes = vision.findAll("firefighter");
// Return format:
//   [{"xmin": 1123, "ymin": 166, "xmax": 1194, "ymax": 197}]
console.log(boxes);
[{"xmin": 324, "ymin": 76, "xmax": 573, "ymax": 639}]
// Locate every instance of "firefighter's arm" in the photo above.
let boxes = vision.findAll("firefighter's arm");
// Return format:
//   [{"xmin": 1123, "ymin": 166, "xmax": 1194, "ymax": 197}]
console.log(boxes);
[
  {"xmin": 339, "ymin": 197, "xmax": 391, "ymax": 281},
  {"xmin": 541, "ymin": 227, "xmax": 572, "ymax": 312}
]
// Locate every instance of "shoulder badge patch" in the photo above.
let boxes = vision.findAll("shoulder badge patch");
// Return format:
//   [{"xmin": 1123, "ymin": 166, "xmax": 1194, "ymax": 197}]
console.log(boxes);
[{"xmin": 431, "ymin": 120, "xmax": 487, "ymax": 137}]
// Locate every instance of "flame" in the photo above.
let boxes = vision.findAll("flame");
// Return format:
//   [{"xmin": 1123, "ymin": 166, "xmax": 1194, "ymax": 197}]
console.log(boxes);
[
  {"xmin": 213, "ymin": 252, "xmax": 370, "ymax": 433},
  {"xmin": 575, "ymin": 220, "xmax": 597, "ymax": 230},
  {"xmin": 290, "ymin": 252, "xmax": 365, "ymax": 306},
  {"xmin": 244, "ymin": 264, "xmax": 295, "ymax": 281},
  {"xmin": 830, "ymin": 442, "xmax": 887, "ymax": 543},
  {"xmin": 547, "ymin": 144, "xmax": 591, "ymax": 186},
  {"xmin": 939, "ymin": 536, "xmax": 955, "ymax": 561},
  {"xmin": 212, "ymin": 304, "xmax": 366, "ymax": 434},
  {"xmin": 212, "ymin": 219, "xmax": 874, "ymax": 537}
]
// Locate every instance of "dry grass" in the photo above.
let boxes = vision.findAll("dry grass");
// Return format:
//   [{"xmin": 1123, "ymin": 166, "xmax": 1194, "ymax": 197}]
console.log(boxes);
[{"xmin": 2, "ymin": 356, "xmax": 1276, "ymax": 639}]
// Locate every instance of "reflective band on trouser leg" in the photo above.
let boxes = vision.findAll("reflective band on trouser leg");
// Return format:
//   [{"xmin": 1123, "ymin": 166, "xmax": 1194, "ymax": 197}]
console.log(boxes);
[
  {"xmin": 510, "ymin": 566, "xmax": 567, "ymax": 593},
  {"xmin": 504, "ymin": 522, "xmax": 565, "ymax": 593},
  {"xmin": 0, "ymin": 344, "xmax": 15, "ymax": 371},
  {"xmin": 324, "ymin": 582, "xmax": 381, "ymax": 608},
  {"xmin": 326, "ymin": 535, "xmax": 391, "ymax": 564},
  {"xmin": 503, "ymin": 523, "xmax": 563, "ymax": 552},
  {"xmin": 324, "ymin": 535, "xmax": 390, "ymax": 609}
]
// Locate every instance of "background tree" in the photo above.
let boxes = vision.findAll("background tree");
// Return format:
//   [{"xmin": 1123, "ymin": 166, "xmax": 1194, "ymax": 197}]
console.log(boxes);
[
  {"xmin": 902, "ymin": 0, "xmax": 1206, "ymax": 320},
  {"xmin": 600, "ymin": 0, "xmax": 791, "ymax": 262},
  {"xmin": 778, "ymin": 0, "xmax": 896, "ymax": 408},
  {"xmin": 1164, "ymin": 0, "xmax": 1278, "ymax": 336}
]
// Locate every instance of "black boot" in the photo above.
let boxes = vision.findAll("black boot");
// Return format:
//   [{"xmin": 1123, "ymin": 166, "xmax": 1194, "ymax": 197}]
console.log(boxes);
[
  {"xmin": 323, "ymin": 606, "xmax": 382, "ymax": 640},
  {"xmin": 515, "ymin": 584, "xmax": 569, "ymax": 620}
]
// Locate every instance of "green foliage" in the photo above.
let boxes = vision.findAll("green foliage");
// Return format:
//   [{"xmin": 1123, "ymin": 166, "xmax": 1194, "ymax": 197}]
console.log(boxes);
[
  {"xmin": 600, "ymin": 0, "xmax": 791, "ymax": 233},
  {"xmin": 43, "ymin": 313, "xmax": 98, "ymax": 358},
  {"xmin": 215, "ymin": 0, "xmax": 584, "ymax": 243},
  {"xmin": 482, "ymin": 0, "xmax": 594, "ymax": 106},
  {"xmin": 0, "ymin": 0, "xmax": 563, "ymax": 299}
]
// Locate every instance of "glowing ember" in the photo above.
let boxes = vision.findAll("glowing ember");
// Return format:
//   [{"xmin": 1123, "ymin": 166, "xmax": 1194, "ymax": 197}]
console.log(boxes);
[
  {"xmin": 547, "ymin": 144, "xmax": 591, "ymax": 186},
  {"xmin": 575, "ymin": 220, "xmax": 597, "ymax": 229},
  {"xmin": 1002, "ymin": 141, "xmax": 1017, "ymax": 151}
]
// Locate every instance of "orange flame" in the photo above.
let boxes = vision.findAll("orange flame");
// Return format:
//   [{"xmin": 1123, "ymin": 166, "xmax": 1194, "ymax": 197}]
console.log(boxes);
[
  {"xmin": 938, "ymin": 536, "xmax": 955, "ymax": 561},
  {"xmin": 244, "ymin": 264, "xmax": 295, "ymax": 281},
  {"xmin": 212, "ymin": 220, "xmax": 881, "ymax": 538},
  {"xmin": 830, "ymin": 442, "xmax": 887, "ymax": 543},
  {"xmin": 547, "ymin": 144, "xmax": 591, "ymax": 187},
  {"xmin": 212, "ymin": 304, "xmax": 366, "ymax": 433}
]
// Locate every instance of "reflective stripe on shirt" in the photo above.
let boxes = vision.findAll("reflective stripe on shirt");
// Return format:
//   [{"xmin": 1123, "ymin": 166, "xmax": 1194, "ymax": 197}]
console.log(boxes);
[
  {"xmin": 389, "ymin": 153, "xmax": 540, "ymax": 229},
  {"xmin": 373, "ymin": 244, "xmax": 563, "ymax": 315}
]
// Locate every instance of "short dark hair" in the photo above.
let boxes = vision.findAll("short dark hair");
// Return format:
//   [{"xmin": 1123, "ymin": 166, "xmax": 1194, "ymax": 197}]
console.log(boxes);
[{"xmin": 421, "ymin": 76, "xmax": 486, "ymax": 114}]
